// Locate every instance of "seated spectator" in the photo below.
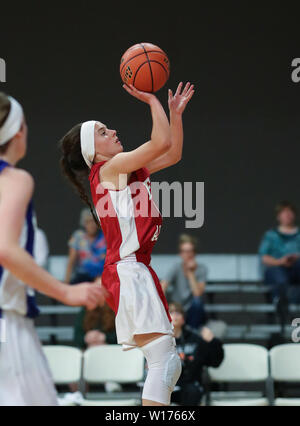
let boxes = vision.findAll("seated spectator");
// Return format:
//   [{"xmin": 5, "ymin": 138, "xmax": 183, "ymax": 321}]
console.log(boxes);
[
  {"xmin": 169, "ymin": 302, "xmax": 224, "ymax": 406},
  {"xmin": 161, "ymin": 234, "xmax": 207, "ymax": 330},
  {"xmin": 74, "ymin": 302, "xmax": 117, "ymax": 349},
  {"xmin": 259, "ymin": 201, "xmax": 300, "ymax": 304},
  {"xmin": 65, "ymin": 208, "xmax": 106, "ymax": 284}
]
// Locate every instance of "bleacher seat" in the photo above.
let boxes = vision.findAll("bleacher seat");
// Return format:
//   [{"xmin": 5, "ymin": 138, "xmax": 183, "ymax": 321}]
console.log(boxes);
[
  {"xmin": 270, "ymin": 344, "xmax": 300, "ymax": 406},
  {"xmin": 81, "ymin": 345, "xmax": 144, "ymax": 406},
  {"xmin": 43, "ymin": 345, "xmax": 83, "ymax": 406},
  {"xmin": 208, "ymin": 344, "xmax": 270, "ymax": 406},
  {"xmin": 43, "ymin": 345, "xmax": 82, "ymax": 384},
  {"xmin": 39, "ymin": 343, "xmax": 300, "ymax": 406}
]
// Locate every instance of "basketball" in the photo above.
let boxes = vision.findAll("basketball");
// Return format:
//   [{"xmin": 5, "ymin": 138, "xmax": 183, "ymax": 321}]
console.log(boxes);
[{"xmin": 120, "ymin": 42, "xmax": 170, "ymax": 93}]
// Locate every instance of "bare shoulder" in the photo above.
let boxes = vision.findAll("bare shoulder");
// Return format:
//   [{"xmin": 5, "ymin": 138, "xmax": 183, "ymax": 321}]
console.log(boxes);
[
  {"xmin": 101, "ymin": 153, "xmax": 128, "ymax": 175},
  {"xmin": 99, "ymin": 154, "xmax": 130, "ymax": 190},
  {"xmin": 0, "ymin": 167, "xmax": 34, "ymax": 195}
]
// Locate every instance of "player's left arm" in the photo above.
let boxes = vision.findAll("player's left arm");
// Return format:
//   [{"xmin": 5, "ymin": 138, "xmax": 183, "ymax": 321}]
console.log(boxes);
[{"xmin": 146, "ymin": 82, "xmax": 195, "ymax": 175}]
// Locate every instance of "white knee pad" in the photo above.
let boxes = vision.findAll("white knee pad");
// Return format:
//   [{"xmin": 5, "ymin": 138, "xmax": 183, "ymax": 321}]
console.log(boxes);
[{"xmin": 140, "ymin": 335, "xmax": 182, "ymax": 405}]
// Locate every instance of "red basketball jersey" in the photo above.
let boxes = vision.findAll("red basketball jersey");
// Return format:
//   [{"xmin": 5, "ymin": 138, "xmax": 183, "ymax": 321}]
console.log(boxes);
[{"xmin": 89, "ymin": 161, "xmax": 163, "ymax": 267}]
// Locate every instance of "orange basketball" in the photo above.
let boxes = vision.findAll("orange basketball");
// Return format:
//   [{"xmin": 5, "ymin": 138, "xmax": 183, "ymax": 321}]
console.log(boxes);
[{"xmin": 120, "ymin": 42, "xmax": 170, "ymax": 93}]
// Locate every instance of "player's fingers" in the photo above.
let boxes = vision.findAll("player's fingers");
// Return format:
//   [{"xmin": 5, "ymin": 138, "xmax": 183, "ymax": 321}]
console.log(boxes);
[
  {"xmin": 175, "ymin": 82, "xmax": 183, "ymax": 97},
  {"xmin": 129, "ymin": 84, "xmax": 143, "ymax": 95},
  {"xmin": 98, "ymin": 296, "xmax": 106, "ymax": 307},
  {"xmin": 85, "ymin": 297, "xmax": 94, "ymax": 311},
  {"xmin": 123, "ymin": 84, "xmax": 133, "ymax": 94},
  {"xmin": 129, "ymin": 84, "xmax": 137, "ymax": 92},
  {"xmin": 168, "ymin": 89, "xmax": 173, "ymax": 101},
  {"xmin": 86, "ymin": 292, "xmax": 99, "ymax": 310},
  {"xmin": 123, "ymin": 84, "xmax": 142, "ymax": 100},
  {"xmin": 91, "ymin": 286, "xmax": 105, "ymax": 300},
  {"xmin": 182, "ymin": 82, "xmax": 191, "ymax": 96},
  {"xmin": 186, "ymin": 90, "xmax": 195, "ymax": 102},
  {"xmin": 185, "ymin": 84, "xmax": 194, "ymax": 97}
]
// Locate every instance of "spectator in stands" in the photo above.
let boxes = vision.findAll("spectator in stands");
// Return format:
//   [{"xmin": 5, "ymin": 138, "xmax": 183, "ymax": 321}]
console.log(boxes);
[
  {"xmin": 74, "ymin": 301, "xmax": 117, "ymax": 349},
  {"xmin": 161, "ymin": 234, "xmax": 207, "ymax": 330},
  {"xmin": 169, "ymin": 302, "xmax": 224, "ymax": 406},
  {"xmin": 65, "ymin": 208, "xmax": 106, "ymax": 284},
  {"xmin": 259, "ymin": 201, "xmax": 300, "ymax": 304},
  {"xmin": 34, "ymin": 227, "xmax": 49, "ymax": 269}
]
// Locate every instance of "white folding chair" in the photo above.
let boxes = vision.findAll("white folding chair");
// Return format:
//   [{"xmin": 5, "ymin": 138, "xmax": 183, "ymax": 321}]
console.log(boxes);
[
  {"xmin": 43, "ymin": 345, "xmax": 83, "ymax": 406},
  {"xmin": 81, "ymin": 345, "xmax": 145, "ymax": 406},
  {"xmin": 208, "ymin": 344, "xmax": 270, "ymax": 406},
  {"xmin": 270, "ymin": 344, "xmax": 300, "ymax": 406}
]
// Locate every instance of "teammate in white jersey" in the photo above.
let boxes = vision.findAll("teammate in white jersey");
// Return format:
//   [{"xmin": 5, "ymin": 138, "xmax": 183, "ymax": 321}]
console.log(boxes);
[{"xmin": 0, "ymin": 92, "xmax": 105, "ymax": 406}]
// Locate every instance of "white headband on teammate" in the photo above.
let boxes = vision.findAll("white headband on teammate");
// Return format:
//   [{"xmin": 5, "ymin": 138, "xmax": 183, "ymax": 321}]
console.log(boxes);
[
  {"xmin": 0, "ymin": 96, "xmax": 24, "ymax": 146},
  {"xmin": 80, "ymin": 120, "xmax": 98, "ymax": 169}
]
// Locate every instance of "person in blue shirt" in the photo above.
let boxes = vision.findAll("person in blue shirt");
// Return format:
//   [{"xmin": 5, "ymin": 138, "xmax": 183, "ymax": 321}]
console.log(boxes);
[
  {"xmin": 259, "ymin": 201, "xmax": 300, "ymax": 303},
  {"xmin": 65, "ymin": 209, "xmax": 106, "ymax": 284}
]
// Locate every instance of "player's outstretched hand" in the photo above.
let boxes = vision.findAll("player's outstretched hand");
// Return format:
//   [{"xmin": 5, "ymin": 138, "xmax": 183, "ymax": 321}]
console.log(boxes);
[
  {"xmin": 123, "ymin": 83, "xmax": 156, "ymax": 104},
  {"xmin": 63, "ymin": 282, "xmax": 107, "ymax": 310},
  {"xmin": 168, "ymin": 82, "xmax": 195, "ymax": 115}
]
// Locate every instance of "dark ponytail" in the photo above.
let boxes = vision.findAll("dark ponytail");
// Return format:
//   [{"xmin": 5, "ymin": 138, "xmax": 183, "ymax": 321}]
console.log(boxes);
[{"xmin": 59, "ymin": 124, "xmax": 100, "ymax": 226}]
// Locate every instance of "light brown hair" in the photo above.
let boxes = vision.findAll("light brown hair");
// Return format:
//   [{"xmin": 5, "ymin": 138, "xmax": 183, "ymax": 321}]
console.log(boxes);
[{"xmin": 178, "ymin": 233, "xmax": 198, "ymax": 251}]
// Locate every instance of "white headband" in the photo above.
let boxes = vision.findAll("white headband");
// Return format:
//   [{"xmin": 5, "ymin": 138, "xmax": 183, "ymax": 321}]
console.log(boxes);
[
  {"xmin": 0, "ymin": 96, "xmax": 24, "ymax": 146},
  {"xmin": 80, "ymin": 120, "xmax": 97, "ymax": 169}
]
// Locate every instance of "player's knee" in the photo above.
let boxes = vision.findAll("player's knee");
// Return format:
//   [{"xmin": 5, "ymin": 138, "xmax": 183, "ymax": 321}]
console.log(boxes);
[
  {"xmin": 163, "ymin": 350, "xmax": 182, "ymax": 392},
  {"xmin": 140, "ymin": 334, "xmax": 182, "ymax": 405}
]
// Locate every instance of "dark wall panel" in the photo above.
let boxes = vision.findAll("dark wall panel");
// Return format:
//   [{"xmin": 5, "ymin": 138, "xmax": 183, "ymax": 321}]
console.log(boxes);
[{"xmin": 1, "ymin": 2, "xmax": 300, "ymax": 254}]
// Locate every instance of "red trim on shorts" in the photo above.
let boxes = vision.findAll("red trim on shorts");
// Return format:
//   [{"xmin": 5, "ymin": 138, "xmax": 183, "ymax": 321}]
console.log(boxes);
[{"xmin": 101, "ymin": 264, "xmax": 121, "ymax": 315}]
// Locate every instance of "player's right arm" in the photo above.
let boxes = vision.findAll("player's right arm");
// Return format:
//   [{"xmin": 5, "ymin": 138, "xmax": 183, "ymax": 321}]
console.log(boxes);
[
  {"xmin": 146, "ymin": 82, "xmax": 195, "ymax": 174},
  {"xmin": 0, "ymin": 168, "xmax": 105, "ymax": 310},
  {"xmin": 102, "ymin": 84, "xmax": 171, "ymax": 177}
]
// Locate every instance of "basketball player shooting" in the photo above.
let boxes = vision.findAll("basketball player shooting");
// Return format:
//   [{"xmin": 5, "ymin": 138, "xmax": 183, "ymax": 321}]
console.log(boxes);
[{"xmin": 60, "ymin": 81, "xmax": 195, "ymax": 406}]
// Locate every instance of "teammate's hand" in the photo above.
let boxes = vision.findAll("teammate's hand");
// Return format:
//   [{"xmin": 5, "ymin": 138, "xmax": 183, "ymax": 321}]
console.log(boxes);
[
  {"xmin": 168, "ymin": 82, "xmax": 195, "ymax": 115},
  {"xmin": 123, "ymin": 83, "xmax": 156, "ymax": 104},
  {"xmin": 63, "ymin": 282, "xmax": 107, "ymax": 310}
]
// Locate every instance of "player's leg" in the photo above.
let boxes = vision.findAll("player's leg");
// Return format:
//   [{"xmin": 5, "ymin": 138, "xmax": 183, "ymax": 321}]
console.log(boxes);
[{"xmin": 134, "ymin": 332, "xmax": 182, "ymax": 407}]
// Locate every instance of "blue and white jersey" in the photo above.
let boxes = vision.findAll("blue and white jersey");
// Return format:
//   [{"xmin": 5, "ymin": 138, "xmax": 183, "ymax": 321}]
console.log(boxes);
[{"xmin": 0, "ymin": 160, "xmax": 39, "ymax": 319}]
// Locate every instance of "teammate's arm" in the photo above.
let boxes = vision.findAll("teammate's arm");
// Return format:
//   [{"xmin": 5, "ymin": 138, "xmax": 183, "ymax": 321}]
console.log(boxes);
[
  {"xmin": 146, "ymin": 82, "xmax": 195, "ymax": 174},
  {"xmin": 0, "ymin": 168, "xmax": 105, "ymax": 309},
  {"xmin": 102, "ymin": 84, "xmax": 171, "ymax": 177}
]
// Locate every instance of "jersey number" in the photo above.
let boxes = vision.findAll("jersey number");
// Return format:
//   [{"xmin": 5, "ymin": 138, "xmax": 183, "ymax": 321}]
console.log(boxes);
[{"xmin": 151, "ymin": 225, "xmax": 162, "ymax": 242}]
